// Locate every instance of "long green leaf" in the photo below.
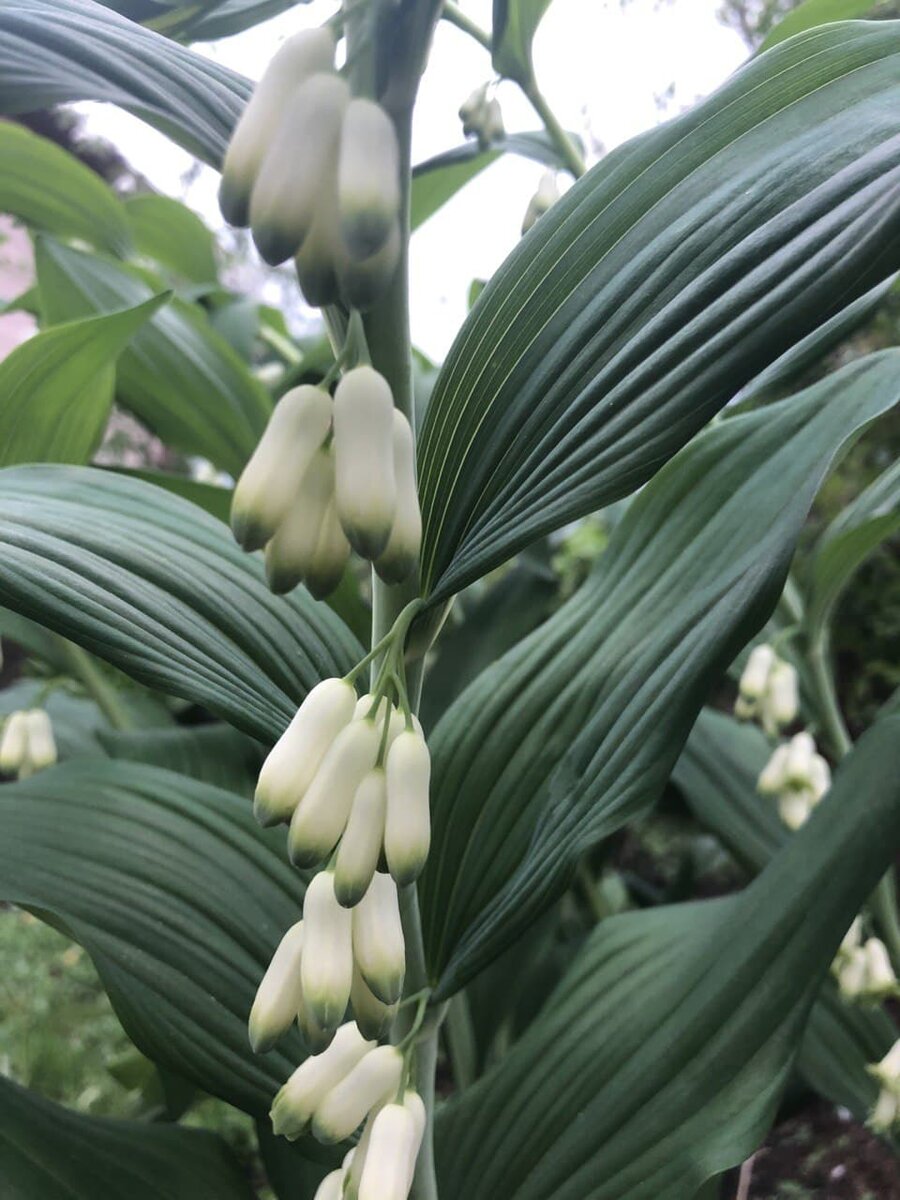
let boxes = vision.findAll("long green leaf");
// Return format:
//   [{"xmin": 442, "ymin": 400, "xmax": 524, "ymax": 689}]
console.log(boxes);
[
  {"xmin": 36, "ymin": 238, "xmax": 271, "ymax": 477},
  {"xmin": 0, "ymin": 0, "xmax": 250, "ymax": 167},
  {"xmin": 125, "ymin": 194, "xmax": 218, "ymax": 284},
  {"xmin": 0, "ymin": 1075, "xmax": 254, "ymax": 1200},
  {"xmin": 435, "ymin": 716, "xmax": 900, "ymax": 1199},
  {"xmin": 492, "ymin": 0, "xmax": 553, "ymax": 83},
  {"xmin": 420, "ymin": 352, "xmax": 900, "ymax": 996},
  {"xmin": 0, "ymin": 121, "xmax": 132, "ymax": 255},
  {"xmin": 0, "ymin": 466, "xmax": 361, "ymax": 743},
  {"xmin": 417, "ymin": 21, "xmax": 900, "ymax": 601},
  {"xmin": 760, "ymin": 0, "xmax": 882, "ymax": 50},
  {"xmin": 99, "ymin": 723, "xmax": 263, "ymax": 796},
  {"xmin": 0, "ymin": 296, "xmax": 167, "ymax": 467}
]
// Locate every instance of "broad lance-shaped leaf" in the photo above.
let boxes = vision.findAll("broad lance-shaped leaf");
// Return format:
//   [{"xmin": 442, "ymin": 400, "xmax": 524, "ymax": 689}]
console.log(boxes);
[
  {"xmin": 0, "ymin": 761, "xmax": 302, "ymax": 1114},
  {"xmin": 124, "ymin": 193, "xmax": 218, "ymax": 285},
  {"xmin": 420, "ymin": 352, "xmax": 900, "ymax": 996},
  {"xmin": 416, "ymin": 20, "xmax": 900, "ymax": 601},
  {"xmin": 0, "ymin": 121, "xmax": 132, "ymax": 255},
  {"xmin": 434, "ymin": 717, "xmax": 900, "ymax": 1199},
  {"xmin": 0, "ymin": 467, "xmax": 362, "ymax": 743},
  {"xmin": 100, "ymin": 723, "xmax": 263, "ymax": 797},
  {"xmin": 0, "ymin": 295, "xmax": 166, "ymax": 467},
  {"xmin": 492, "ymin": 0, "xmax": 554, "ymax": 84},
  {"xmin": 36, "ymin": 238, "xmax": 270, "ymax": 478},
  {"xmin": 760, "ymin": 0, "xmax": 878, "ymax": 51},
  {"xmin": 0, "ymin": 1074, "xmax": 254, "ymax": 1200},
  {"xmin": 673, "ymin": 708, "xmax": 895, "ymax": 1121},
  {"xmin": 0, "ymin": 0, "xmax": 249, "ymax": 167}
]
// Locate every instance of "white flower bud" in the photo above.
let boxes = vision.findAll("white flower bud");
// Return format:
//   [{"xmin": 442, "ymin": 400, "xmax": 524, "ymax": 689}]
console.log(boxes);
[
  {"xmin": 375, "ymin": 412, "xmax": 421, "ymax": 585},
  {"xmin": 270, "ymin": 1021, "xmax": 373, "ymax": 1140},
  {"xmin": 863, "ymin": 938, "xmax": 898, "ymax": 998},
  {"xmin": 459, "ymin": 84, "xmax": 489, "ymax": 131},
  {"xmin": 338, "ymin": 99, "xmax": 401, "ymax": 260},
  {"xmin": 264, "ymin": 446, "xmax": 336, "ymax": 595},
  {"xmin": 870, "ymin": 1085, "xmax": 899, "ymax": 1133},
  {"xmin": 312, "ymin": 1169, "xmax": 345, "ymax": 1200},
  {"xmin": 301, "ymin": 871, "xmax": 354, "ymax": 1031},
  {"xmin": 784, "ymin": 732, "xmax": 816, "ymax": 787},
  {"xmin": 384, "ymin": 730, "xmax": 431, "ymax": 885},
  {"xmin": 250, "ymin": 72, "xmax": 350, "ymax": 265},
  {"xmin": 219, "ymin": 29, "xmax": 336, "ymax": 227},
  {"xmin": 350, "ymin": 964, "xmax": 397, "ymax": 1041},
  {"xmin": 778, "ymin": 791, "xmax": 812, "ymax": 830},
  {"xmin": 231, "ymin": 386, "xmax": 333, "ymax": 552},
  {"xmin": 333, "ymin": 366, "xmax": 397, "ymax": 559},
  {"xmin": 304, "ymin": 499, "xmax": 352, "ymax": 600},
  {"xmin": 0, "ymin": 711, "xmax": 29, "ymax": 773},
  {"xmin": 738, "ymin": 644, "xmax": 776, "ymax": 702},
  {"xmin": 836, "ymin": 946, "xmax": 869, "ymax": 999},
  {"xmin": 249, "ymin": 919, "xmax": 306, "ymax": 1053},
  {"xmin": 868, "ymin": 1040, "xmax": 900, "ymax": 1131},
  {"xmin": 255, "ymin": 678, "xmax": 356, "ymax": 828},
  {"xmin": 352, "ymin": 873, "xmax": 405, "ymax": 1005},
  {"xmin": 765, "ymin": 659, "xmax": 799, "ymax": 729},
  {"xmin": 873, "ymin": 1039, "xmax": 900, "ymax": 1086},
  {"xmin": 757, "ymin": 743, "xmax": 789, "ymax": 795},
  {"xmin": 336, "ymin": 220, "xmax": 401, "ymax": 311},
  {"xmin": 522, "ymin": 171, "xmax": 560, "ymax": 235},
  {"xmin": 808, "ymin": 753, "xmax": 831, "ymax": 803},
  {"xmin": 839, "ymin": 917, "xmax": 864, "ymax": 956},
  {"xmin": 289, "ymin": 718, "xmax": 381, "ymax": 867},
  {"xmin": 294, "ymin": 180, "xmax": 342, "ymax": 309},
  {"xmin": 312, "ymin": 1044, "xmax": 403, "ymax": 1143},
  {"xmin": 335, "ymin": 769, "xmax": 388, "ymax": 908},
  {"xmin": 358, "ymin": 1100, "xmax": 422, "ymax": 1200},
  {"xmin": 23, "ymin": 710, "xmax": 56, "ymax": 770},
  {"xmin": 483, "ymin": 97, "xmax": 505, "ymax": 144}
]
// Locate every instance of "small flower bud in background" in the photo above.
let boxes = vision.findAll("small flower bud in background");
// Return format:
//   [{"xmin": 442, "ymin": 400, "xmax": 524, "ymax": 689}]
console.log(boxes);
[
  {"xmin": 385, "ymin": 729, "xmax": 431, "ymax": 885},
  {"xmin": 375, "ymin": 412, "xmax": 422, "ymax": 585},
  {"xmin": 0, "ymin": 711, "xmax": 30, "ymax": 775},
  {"xmin": 522, "ymin": 171, "xmax": 560, "ymax": 235},
  {"xmin": 350, "ymin": 965, "xmax": 397, "ymax": 1041},
  {"xmin": 249, "ymin": 920, "xmax": 305, "ymax": 1053},
  {"xmin": 255, "ymin": 678, "xmax": 356, "ymax": 828},
  {"xmin": 867, "ymin": 1039, "xmax": 900, "ymax": 1133},
  {"xmin": 231, "ymin": 385, "xmax": 333, "ymax": 553},
  {"xmin": 757, "ymin": 731, "xmax": 830, "ymax": 830},
  {"xmin": 483, "ymin": 97, "xmax": 505, "ymax": 144},
  {"xmin": 311, "ymin": 1044, "xmax": 403, "ymax": 1143},
  {"xmin": 312, "ymin": 1169, "xmax": 345, "ymax": 1200},
  {"xmin": 219, "ymin": 28, "xmax": 336, "ymax": 227},
  {"xmin": 334, "ymin": 769, "xmax": 388, "ymax": 907},
  {"xmin": 459, "ymin": 84, "xmax": 504, "ymax": 150},
  {"xmin": 338, "ymin": 99, "xmax": 401, "ymax": 261},
  {"xmin": 863, "ymin": 937, "xmax": 899, "ymax": 1000},
  {"xmin": 766, "ymin": 658, "xmax": 799, "ymax": 729},
  {"xmin": 23, "ymin": 709, "xmax": 57, "ymax": 771},
  {"xmin": 333, "ymin": 366, "xmax": 397, "ymax": 560},
  {"xmin": 358, "ymin": 1097, "xmax": 425, "ymax": 1200},
  {"xmin": 270, "ymin": 1021, "xmax": 373, "ymax": 1140},
  {"xmin": 0, "ymin": 710, "xmax": 57, "ymax": 779},
  {"xmin": 459, "ymin": 84, "xmax": 489, "ymax": 134},
  {"xmin": 734, "ymin": 643, "xmax": 799, "ymax": 733},
  {"xmin": 352, "ymin": 872, "xmax": 406, "ymax": 1005},
  {"xmin": 300, "ymin": 871, "xmax": 354, "ymax": 1032}
]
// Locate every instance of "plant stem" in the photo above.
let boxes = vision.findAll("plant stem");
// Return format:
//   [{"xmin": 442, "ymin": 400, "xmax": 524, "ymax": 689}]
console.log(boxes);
[
  {"xmin": 442, "ymin": 1, "xmax": 492, "ymax": 51},
  {"xmin": 522, "ymin": 76, "xmax": 586, "ymax": 178},
  {"xmin": 54, "ymin": 636, "xmax": 133, "ymax": 731}
]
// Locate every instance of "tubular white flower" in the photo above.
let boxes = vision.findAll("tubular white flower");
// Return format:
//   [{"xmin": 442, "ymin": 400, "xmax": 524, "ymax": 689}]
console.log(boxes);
[
  {"xmin": 808, "ymin": 753, "xmax": 831, "ymax": 802},
  {"xmin": 870, "ymin": 1085, "xmax": 899, "ymax": 1133},
  {"xmin": 270, "ymin": 1021, "xmax": 373, "ymax": 1140},
  {"xmin": 250, "ymin": 72, "xmax": 350, "ymax": 265},
  {"xmin": 311, "ymin": 1044, "xmax": 403, "ymax": 1143},
  {"xmin": 384, "ymin": 729, "xmax": 431, "ymax": 885},
  {"xmin": 254, "ymin": 678, "xmax": 356, "ymax": 828},
  {"xmin": 757, "ymin": 743, "xmax": 789, "ymax": 795},
  {"xmin": 778, "ymin": 792, "xmax": 813, "ymax": 831},
  {"xmin": 358, "ymin": 1100, "xmax": 421, "ymax": 1200},
  {"xmin": 294, "ymin": 178, "xmax": 342, "ymax": 309},
  {"xmin": 868, "ymin": 1039, "xmax": 900, "ymax": 1131},
  {"xmin": 738, "ymin": 644, "xmax": 776, "ymax": 702},
  {"xmin": 402, "ymin": 1091, "xmax": 426, "ymax": 1193},
  {"xmin": 337, "ymin": 99, "xmax": 401, "ymax": 261},
  {"xmin": 522, "ymin": 170, "xmax": 560, "ymax": 235},
  {"xmin": 784, "ymin": 732, "xmax": 816, "ymax": 786},
  {"xmin": 765, "ymin": 658, "xmax": 799, "ymax": 729},
  {"xmin": 301, "ymin": 871, "xmax": 354, "ymax": 1031},
  {"xmin": 289, "ymin": 718, "xmax": 381, "ymax": 867},
  {"xmin": 249, "ymin": 919, "xmax": 305, "ymax": 1053},
  {"xmin": 333, "ymin": 367, "xmax": 397, "ymax": 560},
  {"xmin": 264, "ymin": 447, "xmax": 336, "ymax": 595},
  {"xmin": 334, "ymin": 769, "xmax": 388, "ymax": 908},
  {"xmin": 352, "ymin": 872, "xmax": 406, "ymax": 1005},
  {"xmin": 231, "ymin": 386, "xmax": 333, "ymax": 552},
  {"xmin": 864, "ymin": 938, "xmax": 898, "ymax": 998},
  {"xmin": 835, "ymin": 946, "xmax": 869, "ymax": 999},
  {"xmin": 375, "ymin": 411, "xmax": 422, "ymax": 585},
  {"xmin": 218, "ymin": 28, "xmax": 336, "ymax": 227},
  {"xmin": 23, "ymin": 709, "xmax": 56, "ymax": 771},
  {"xmin": 350, "ymin": 965, "xmax": 397, "ymax": 1041},
  {"xmin": 483, "ymin": 97, "xmax": 505, "ymax": 144},
  {"xmin": 336, "ymin": 221, "xmax": 401, "ymax": 311},
  {"xmin": 0, "ymin": 711, "xmax": 29, "ymax": 773},
  {"xmin": 312, "ymin": 1169, "xmax": 345, "ymax": 1200},
  {"xmin": 304, "ymin": 498, "xmax": 352, "ymax": 600}
]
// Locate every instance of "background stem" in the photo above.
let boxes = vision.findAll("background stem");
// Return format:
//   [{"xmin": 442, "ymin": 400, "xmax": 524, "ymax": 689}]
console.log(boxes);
[
  {"xmin": 523, "ymin": 76, "xmax": 586, "ymax": 178},
  {"xmin": 54, "ymin": 636, "xmax": 133, "ymax": 731}
]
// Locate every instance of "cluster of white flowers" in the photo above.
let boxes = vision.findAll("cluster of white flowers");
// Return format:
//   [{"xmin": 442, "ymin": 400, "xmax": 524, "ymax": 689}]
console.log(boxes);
[
  {"xmin": 757, "ymin": 731, "xmax": 831, "ymax": 830},
  {"xmin": 868, "ymin": 1039, "xmax": 900, "ymax": 1133},
  {"xmin": 0, "ymin": 709, "xmax": 56, "ymax": 779},
  {"xmin": 735, "ymin": 643, "xmax": 799, "ymax": 734},
  {"xmin": 831, "ymin": 918, "xmax": 898, "ymax": 1004},
  {"xmin": 459, "ymin": 83, "xmax": 505, "ymax": 149},
  {"xmin": 231, "ymin": 369, "xmax": 421, "ymax": 597},
  {"xmin": 220, "ymin": 29, "xmax": 401, "ymax": 309}
]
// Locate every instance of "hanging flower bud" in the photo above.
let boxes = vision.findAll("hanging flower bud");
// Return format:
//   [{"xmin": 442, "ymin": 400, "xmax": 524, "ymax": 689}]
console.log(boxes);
[
  {"xmin": 231, "ymin": 386, "xmax": 333, "ymax": 552},
  {"xmin": 334, "ymin": 769, "xmax": 388, "ymax": 907},
  {"xmin": 297, "ymin": 991, "xmax": 332, "ymax": 1054},
  {"xmin": 23, "ymin": 709, "xmax": 56, "ymax": 770},
  {"xmin": 459, "ymin": 84, "xmax": 489, "ymax": 132},
  {"xmin": 521, "ymin": 171, "xmax": 560, "ymax": 235},
  {"xmin": 867, "ymin": 1040, "xmax": 900, "ymax": 1133},
  {"xmin": 333, "ymin": 367, "xmax": 397, "ymax": 559},
  {"xmin": 863, "ymin": 937, "xmax": 899, "ymax": 1000},
  {"xmin": 219, "ymin": 28, "xmax": 336, "ymax": 227},
  {"xmin": 264, "ymin": 446, "xmax": 336, "ymax": 595},
  {"xmin": 294, "ymin": 180, "xmax": 343, "ymax": 309},
  {"xmin": 255, "ymin": 678, "xmax": 356, "ymax": 828},
  {"xmin": 352, "ymin": 872, "xmax": 406, "ymax": 1005},
  {"xmin": 249, "ymin": 920, "xmax": 306, "ymax": 1053},
  {"xmin": 250, "ymin": 73, "xmax": 350, "ymax": 266},
  {"xmin": 350, "ymin": 965, "xmax": 397, "ymax": 1041},
  {"xmin": 757, "ymin": 743, "xmax": 789, "ymax": 795},
  {"xmin": 358, "ymin": 1098, "xmax": 424, "ymax": 1200},
  {"xmin": 336, "ymin": 221, "xmax": 401, "ymax": 311},
  {"xmin": 738, "ymin": 644, "xmax": 776, "ymax": 703},
  {"xmin": 0, "ymin": 711, "xmax": 29, "ymax": 774},
  {"xmin": 289, "ymin": 717, "xmax": 381, "ymax": 867},
  {"xmin": 375, "ymin": 412, "xmax": 421, "ymax": 584},
  {"xmin": 784, "ymin": 732, "xmax": 815, "ymax": 787},
  {"xmin": 766, "ymin": 658, "xmax": 799, "ymax": 730},
  {"xmin": 384, "ymin": 729, "xmax": 431, "ymax": 885},
  {"xmin": 312, "ymin": 1044, "xmax": 403, "ymax": 1143},
  {"xmin": 312, "ymin": 1169, "xmax": 345, "ymax": 1200},
  {"xmin": 337, "ymin": 99, "xmax": 401, "ymax": 261},
  {"xmin": 270, "ymin": 1021, "xmax": 373, "ymax": 1140},
  {"xmin": 300, "ymin": 871, "xmax": 354, "ymax": 1031},
  {"xmin": 304, "ymin": 499, "xmax": 352, "ymax": 600},
  {"xmin": 483, "ymin": 97, "xmax": 505, "ymax": 144}
]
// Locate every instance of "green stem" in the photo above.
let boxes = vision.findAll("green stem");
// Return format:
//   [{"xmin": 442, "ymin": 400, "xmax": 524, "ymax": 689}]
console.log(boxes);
[
  {"xmin": 444, "ymin": 991, "xmax": 477, "ymax": 1091},
  {"xmin": 442, "ymin": 1, "xmax": 492, "ymax": 51},
  {"xmin": 522, "ymin": 76, "xmax": 586, "ymax": 179},
  {"xmin": 398, "ymin": 884, "xmax": 439, "ymax": 1200},
  {"xmin": 55, "ymin": 637, "xmax": 133, "ymax": 731}
]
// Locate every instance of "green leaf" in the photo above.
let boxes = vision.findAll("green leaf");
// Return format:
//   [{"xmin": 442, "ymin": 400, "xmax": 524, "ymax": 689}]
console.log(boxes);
[
  {"xmin": 0, "ymin": 0, "xmax": 250, "ymax": 167},
  {"xmin": 0, "ymin": 121, "xmax": 132, "ymax": 255},
  {"xmin": 434, "ymin": 715, "xmax": 900, "ymax": 1199},
  {"xmin": 417, "ymin": 21, "xmax": 900, "ymax": 601},
  {"xmin": 99, "ymin": 723, "xmax": 263, "ymax": 796},
  {"xmin": 124, "ymin": 194, "xmax": 218, "ymax": 285},
  {"xmin": 420, "ymin": 352, "xmax": 900, "ymax": 996},
  {"xmin": 760, "ymin": 0, "xmax": 882, "ymax": 50},
  {"xmin": 411, "ymin": 132, "xmax": 579, "ymax": 231},
  {"xmin": 673, "ymin": 708, "xmax": 896, "ymax": 1120},
  {"xmin": 0, "ymin": 1074, "xmax": 254, "ymax": 1200},
  {"xmin": 169, "ymin": 0, "xmax": 311, "ymax": 41},
  {"xmin": 0, "ymin": 295, "xmax": 167, "ymax": 467},
  {"xmin": 36, "ymin": 238, "xmax": 271, "ymax": 477},
  {"xmin": 0, "ymin": 761, "xmax": 302, "ymax": 1115},
  {"xmin": 108, "ymin": 467, "xmax": 233, "ymax": 524},
  {"xmin": 0, "ymin": 466, "xmax": 362, "ymax": 743},
  {"xmin": 492, "ymin": 0, "xmax": 553, "ymax": 83}
]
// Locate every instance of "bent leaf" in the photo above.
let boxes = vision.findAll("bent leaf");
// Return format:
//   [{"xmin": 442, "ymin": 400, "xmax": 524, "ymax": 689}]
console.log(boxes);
[
  {"xmin": 417, "ymin": 20, "xmax": 900, "ymax": 600},
  {"xmin": 760, "ymin": 0, "xmax": 881, "ymax": 50},
  {"xmin": 125, "ymin": 194, "xmax": 218, "ymax": 285},
  {"xmin": 492, "ymin": 0, "xmax": 553, "ymax": 84}
]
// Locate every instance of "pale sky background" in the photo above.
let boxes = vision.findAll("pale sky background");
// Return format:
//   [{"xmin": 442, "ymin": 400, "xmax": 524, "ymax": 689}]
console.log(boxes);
[{"xmin": 78, "ymin": 0, "xmax": 748, "ymax": 361}]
